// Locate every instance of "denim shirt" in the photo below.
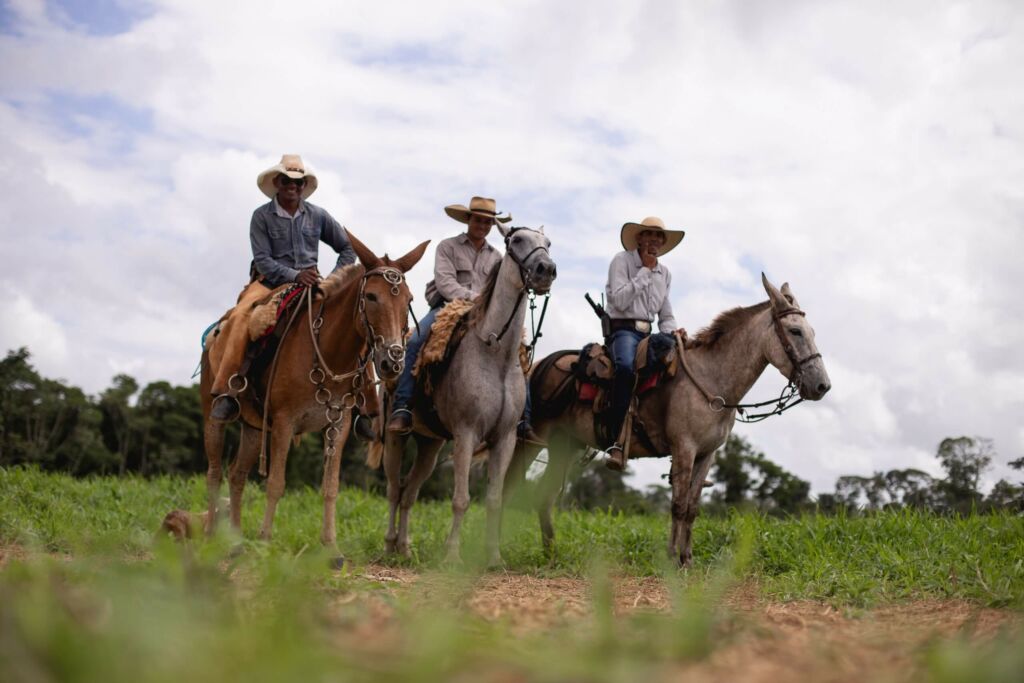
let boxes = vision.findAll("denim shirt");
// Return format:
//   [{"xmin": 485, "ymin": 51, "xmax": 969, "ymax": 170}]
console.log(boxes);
[{"xmin": 249, "ymin": 199, "xmax": 356, "ymax": 288}]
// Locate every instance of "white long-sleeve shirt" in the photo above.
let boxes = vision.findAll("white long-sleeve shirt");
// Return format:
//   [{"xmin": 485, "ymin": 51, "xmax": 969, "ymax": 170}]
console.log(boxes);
[{"xmin": 605, "ymin": 249, "xmax": 676, "ymax": 333}]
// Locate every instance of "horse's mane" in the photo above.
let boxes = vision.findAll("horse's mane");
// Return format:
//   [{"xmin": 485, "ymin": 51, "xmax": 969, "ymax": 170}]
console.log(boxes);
[
  {"xmin": 467, "ymin": 260, "xmax": 503, "ymax": 327},
  {"xmin": 688, "ymin": 301, "xmax": 770, "ymax": 349},
  {"xmin": 318, "ymin": 263, "xmax": 364, "ymax": 298}
]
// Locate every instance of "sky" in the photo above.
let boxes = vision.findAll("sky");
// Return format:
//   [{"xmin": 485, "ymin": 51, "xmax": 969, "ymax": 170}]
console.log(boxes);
[{"xmin": 0, "ymin": 0, "xmax": 1022, "ymax": 494}]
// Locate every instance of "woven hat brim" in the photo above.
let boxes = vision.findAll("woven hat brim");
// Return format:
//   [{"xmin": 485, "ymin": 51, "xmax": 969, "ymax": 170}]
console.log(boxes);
[
  {"xmin": 444, "ymin": 205, "xmax": 512, "ymax": 224},
  {"xmin": 620, "ymin": 223, "xmax": 685, "ymax": 256}
]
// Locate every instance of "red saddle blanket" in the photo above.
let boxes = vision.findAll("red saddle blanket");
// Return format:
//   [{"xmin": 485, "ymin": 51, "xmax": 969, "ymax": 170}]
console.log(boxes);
[{"xmin": 578, "ymin": 372, "xmax": 663, "ymax": 402}]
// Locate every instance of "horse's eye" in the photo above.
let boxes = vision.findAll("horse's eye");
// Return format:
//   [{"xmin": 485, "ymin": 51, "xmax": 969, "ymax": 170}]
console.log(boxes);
[
  {"xmin": 366, "ymin": 293, "xmax": 378, "ymax": 303},
  {"xmin": 788, "ymin": 327, "xmax": 803, "ymax": 336}
]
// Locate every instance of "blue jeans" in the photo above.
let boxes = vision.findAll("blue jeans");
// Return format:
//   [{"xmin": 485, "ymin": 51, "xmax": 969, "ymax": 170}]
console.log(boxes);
[
  {"xmin": 390, "ymin": 305, "xmax": 534, "ymax": 427},
  {"xmin": 607, "ymin": 330, "xmax": 646, "ymax": 442},
  {"xmin": 391, "ymin": 306, "xmax": 440, "ymax": 410}
]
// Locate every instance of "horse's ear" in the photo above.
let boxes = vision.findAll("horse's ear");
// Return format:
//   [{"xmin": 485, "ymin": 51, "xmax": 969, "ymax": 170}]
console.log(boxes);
[
  {"xmin": 780, "ymin": 282, "xmax": 799, "ymax": 307},
  {"xmin": 346, "ymin": 230, "xmax": 383, "ymax": 269},
  {"xmin": 761, "ymin": 272, "xmax": 786, "ymax": 309},
  {"xmin": 496, "ymin": 223, "xmax": 511, "ymax": 239},
  {"xmin": 393, "ymin": 240, "xmax": 431, "ymax": 273}
]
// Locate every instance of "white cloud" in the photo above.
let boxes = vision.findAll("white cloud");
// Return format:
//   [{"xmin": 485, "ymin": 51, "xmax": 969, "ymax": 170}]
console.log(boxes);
[{"xmin": 0, "ymin": 0, "xmax": 1022, "ymax": 493}]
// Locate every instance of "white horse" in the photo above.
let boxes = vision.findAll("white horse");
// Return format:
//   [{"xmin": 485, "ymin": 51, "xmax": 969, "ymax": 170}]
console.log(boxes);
[{"xmin": 383, "ymin": 225, "xmax": 557, "ymax": 565}]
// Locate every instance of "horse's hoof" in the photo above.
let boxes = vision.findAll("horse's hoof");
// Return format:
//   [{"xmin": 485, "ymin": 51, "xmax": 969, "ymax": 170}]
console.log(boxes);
[{"xmin": 329, "ymin": 556, "xmax": 346, "ymax": 571}]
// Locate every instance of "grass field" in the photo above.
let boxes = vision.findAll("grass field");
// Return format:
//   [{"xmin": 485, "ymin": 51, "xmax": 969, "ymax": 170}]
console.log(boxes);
[{"xmin": 1, "ymin": 467, "xmax": 1022, "ymax": 682}]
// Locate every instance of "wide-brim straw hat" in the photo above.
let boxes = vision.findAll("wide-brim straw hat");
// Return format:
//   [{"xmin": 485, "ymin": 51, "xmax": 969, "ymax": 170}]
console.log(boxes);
[
  {"xmin": 257, "ymin": 154, "xmax": 318, "ymax": 199},
  {"xmin": 620, "ymin": 216, "xmax": 685, "ymax": 256},
  {"xmin": 444, "ymin": 196, "xmax": 513, "ymax": 224}
]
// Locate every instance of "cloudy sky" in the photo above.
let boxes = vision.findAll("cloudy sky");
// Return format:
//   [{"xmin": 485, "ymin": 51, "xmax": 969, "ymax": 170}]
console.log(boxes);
[{"xmin": 1, "ymin": 0, "xmax": 1021, "ymax": 494}]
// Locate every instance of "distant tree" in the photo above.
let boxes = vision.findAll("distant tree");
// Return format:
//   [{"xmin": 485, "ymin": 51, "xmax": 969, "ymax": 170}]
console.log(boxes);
[
  {"xmin": 935, "ymin": 436, "xmax": 993, "ymax": 514},
  {"xmin": 707, "ymin": 434, "xmax": 810, "ymax": 515},
  {"xmin": 986, "ymin": 456, "xmax": 1024, "ymax": 512},
  {"xmin": 883, "ymin": 468, "xmax": 936, "ymax": 509},
  {"xmin": 712, "ymin": 434, "xmax": 753, "ymax": 504}
]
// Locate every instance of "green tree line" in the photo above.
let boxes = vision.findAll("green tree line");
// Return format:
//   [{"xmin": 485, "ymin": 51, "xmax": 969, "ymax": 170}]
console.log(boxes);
[{"xmin": 2, "ymin": 347, "xmax": 1022, "ymax": 515}]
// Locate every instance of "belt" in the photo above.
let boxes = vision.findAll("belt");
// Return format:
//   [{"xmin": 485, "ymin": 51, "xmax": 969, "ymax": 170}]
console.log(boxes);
[{"xmin": 609, "ymin": 319, "xmax": 652, "ymax": 334}]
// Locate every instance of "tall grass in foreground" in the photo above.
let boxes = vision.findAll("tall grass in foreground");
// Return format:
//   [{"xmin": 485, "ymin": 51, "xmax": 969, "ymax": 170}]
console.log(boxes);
[
  {"xmin": 1, "ymin": 468, "xmax": 1023, "ymax": 682},
  {"xmin": 1, "ymin": 467, "xmax": 1023, "ymax": 607}
]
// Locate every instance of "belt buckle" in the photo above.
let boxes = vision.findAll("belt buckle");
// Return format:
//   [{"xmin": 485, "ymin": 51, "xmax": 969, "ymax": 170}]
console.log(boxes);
[{"xmin": 635, "ymin": 320, "xmax": 652, "ymax": 334}]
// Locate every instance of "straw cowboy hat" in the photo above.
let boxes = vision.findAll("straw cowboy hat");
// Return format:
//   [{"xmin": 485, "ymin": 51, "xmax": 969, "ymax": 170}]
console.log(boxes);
[
  {"xmin": 444, "ymin": 196, "xmax": 513, "ymax": 224},
  {"xmin": 620, "ymin": 216, "xmax": 685, "ymax": 256},
  {"xmin": 257, "ymin": 154, "xmax": 319, "ymax": 199}
]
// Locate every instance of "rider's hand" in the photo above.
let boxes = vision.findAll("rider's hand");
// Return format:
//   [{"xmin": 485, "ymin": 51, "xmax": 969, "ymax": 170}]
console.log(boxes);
[
  {"xmin": 296, "ymin": 268, "xmax": 321, "ymax": 288},
  {"xmin": 639, "ymin": 246, "xmax": 658, "ymax": 270}
]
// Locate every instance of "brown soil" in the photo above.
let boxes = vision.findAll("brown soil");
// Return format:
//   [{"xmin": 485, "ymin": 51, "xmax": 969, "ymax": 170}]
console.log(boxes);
[{"xmin": 351, "ymin": 565, "xmax": 1021, "ymax": 683}]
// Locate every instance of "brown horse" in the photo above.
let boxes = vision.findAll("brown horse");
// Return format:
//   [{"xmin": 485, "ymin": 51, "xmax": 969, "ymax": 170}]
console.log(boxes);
[
  {"xmin": 508, "ymin": 274, "xmax": 831, "ymax": 567},
  {"xmin": 201, "ymin": 233, "xmax": 428, "ymax": 553}
]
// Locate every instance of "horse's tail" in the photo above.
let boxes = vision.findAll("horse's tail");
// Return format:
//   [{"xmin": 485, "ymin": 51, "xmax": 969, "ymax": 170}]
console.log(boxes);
[{"xmin": 530, "ymin": 349, "xmax": 579, "ymax": 420}]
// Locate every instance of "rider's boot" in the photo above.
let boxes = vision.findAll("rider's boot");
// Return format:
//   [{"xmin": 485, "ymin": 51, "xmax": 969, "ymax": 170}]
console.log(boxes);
[
  {"xmin": 517, "ymin": 421, "xmax": 546, "ymax": 447},
  {"xmin": 386, "ymin": 408, "xmax": 413, "ymax": 435},
  {"xmin": 210, "ymin": 373, "xmax": 247, "ymax": 423},
  {"xmin": 353, "ymin": 412, "xmax": 378, "ymax": 442}
]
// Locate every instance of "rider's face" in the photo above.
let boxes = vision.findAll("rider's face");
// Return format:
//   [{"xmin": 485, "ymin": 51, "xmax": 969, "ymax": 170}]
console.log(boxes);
[
  {"xmin": 636, "ymin": 230, "xmax": 666, "ymax": 254},
  {"xmin": 466, "ymin": 214, "xmax": 494, "ymax": 242},
  {"xmin": 275, "ymin": 174, "xmax": 305, "ymax": 203}
]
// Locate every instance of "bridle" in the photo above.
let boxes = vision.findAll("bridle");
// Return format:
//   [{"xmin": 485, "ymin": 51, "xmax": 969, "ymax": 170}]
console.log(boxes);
[
  {"xmin": 674, "ymin": 303, "xmax": 822, "ymax": 423},
  {"xmin": 256, "ymin": 265, "xmax": 409, "ymax": 479},
  {"xmin": 355, "ymin": 266, "xmax": 409, "ymax": 373},
  {"xmin": 486, "ymin": 227, "xmax": 554, "ymax": 347},
  {"xmin": 771, "ymin": 306, "xmax": 822, "ymax": 385}
]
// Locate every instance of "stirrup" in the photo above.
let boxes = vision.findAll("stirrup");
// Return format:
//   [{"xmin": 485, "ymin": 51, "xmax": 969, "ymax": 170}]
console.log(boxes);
[
  {"xmin": 210, "ymin": 394, "xmax": 241, "ymax": 423},
  {"xmin": 386, "ymin": 408, "xmax": 413, "ymax": 435},
  {"xmin": 605, "ymin": 443, "xmax": 627, "ymax": 472}
]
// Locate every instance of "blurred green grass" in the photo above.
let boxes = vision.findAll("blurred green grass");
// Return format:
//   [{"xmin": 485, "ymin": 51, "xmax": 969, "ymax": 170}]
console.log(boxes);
[
  {"xmin": 1, "ymin": 467, "xmax": 1023, "ymax": 683},
  {"xmin": 2, "ymin": 467, "xmax": 1021, "ymax": 607}
]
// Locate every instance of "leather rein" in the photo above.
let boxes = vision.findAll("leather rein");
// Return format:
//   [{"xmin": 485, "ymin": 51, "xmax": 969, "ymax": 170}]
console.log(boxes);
[{"xmin": 674, "ymin": 306, "xmax": 821, "ymax": 423}]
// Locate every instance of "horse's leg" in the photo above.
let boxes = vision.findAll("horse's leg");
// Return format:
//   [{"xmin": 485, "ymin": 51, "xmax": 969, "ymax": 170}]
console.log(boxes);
[
  {"xmin": 320, "ymin": 420, "xmax": 352, "ymax": 553},
  {"xmin": 227, "ymin": 424, "xmax": 262, "ymax": 533},
  {"xmin": 503, "ymin": 438, "xmax": 542, "ymax": 501},
  {"xmin": 484, "ymin": 429, "xmax": 517, "ymax": 568},
  {"xmin": 383, "ymin": 431, "xmax": 406, "ymax": 555},
  {"xmin": 535, "ymin": 433, "xmax": 575, "ymax": 554},
  {"xmin": 396, "ymin": 435, "xmax": 445, "ymax": 557},
  {"xmin": 259, "ymin": 422, "xmax": 294, "ymax": 541},
  {"xmin": 679, "ymin": 451, "xmax": 716, "ymax": 566},
  {"xmin": 444, "ymin": 434, "xmax": 475, "ymax": 564},
  {"xmin": 203, "ymin": 418, "xmax": 226, "ymax": 536},
  {"xmin": 668, "ymin": 441, "xmax": 697, "ymax": 567}
]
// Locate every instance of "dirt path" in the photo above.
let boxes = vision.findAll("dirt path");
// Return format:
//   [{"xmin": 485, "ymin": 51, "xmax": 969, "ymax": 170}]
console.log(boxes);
[{"xmin": 354, "ymin": 565, "xmax": 1019, "ymax": 683}]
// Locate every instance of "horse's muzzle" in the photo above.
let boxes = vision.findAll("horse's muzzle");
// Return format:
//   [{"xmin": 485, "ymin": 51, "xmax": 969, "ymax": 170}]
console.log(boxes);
[
  {"xmin": 377, "ymin": 343, "xmax": 406, "ymax": 380},
  {"xmin": 529, "ymin": 258, "xmax": 557, "ymax": 293}
]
